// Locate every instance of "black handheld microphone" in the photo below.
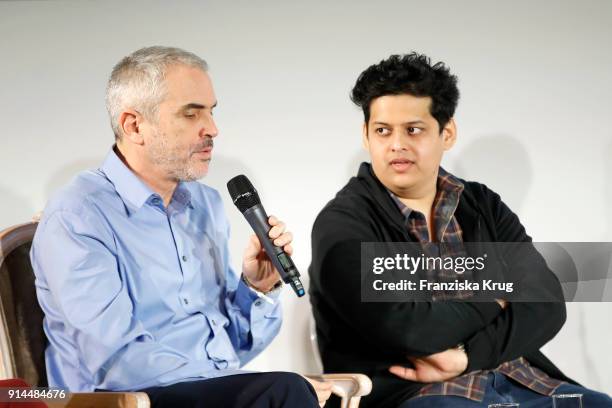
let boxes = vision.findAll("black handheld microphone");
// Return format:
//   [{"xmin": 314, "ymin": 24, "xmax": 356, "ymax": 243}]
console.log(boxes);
[{"xmin": 227, "ymin": 175, "xmax": 305, "ymax": 297}]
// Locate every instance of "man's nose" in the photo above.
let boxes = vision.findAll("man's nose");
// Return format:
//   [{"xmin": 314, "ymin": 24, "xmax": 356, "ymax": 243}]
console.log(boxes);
[
  {"xmin": 201, "ymin": 114, "xmax": 218, "ymax": 138},
  {"xmin": 391, "ymin": 131, "xmax": 408, "ymax": 151}
]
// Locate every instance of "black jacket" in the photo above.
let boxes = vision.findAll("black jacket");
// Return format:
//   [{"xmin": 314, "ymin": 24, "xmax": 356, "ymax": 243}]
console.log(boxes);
[{"xmin": 308, "ymin": 163, "xmax": 573, "ymax": 408}]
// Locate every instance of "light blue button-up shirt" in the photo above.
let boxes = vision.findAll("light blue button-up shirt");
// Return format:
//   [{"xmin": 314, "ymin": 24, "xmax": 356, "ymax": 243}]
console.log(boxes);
[{"xmin": 31, "ymin": 149, "xmax": 282, "ymax": 391}]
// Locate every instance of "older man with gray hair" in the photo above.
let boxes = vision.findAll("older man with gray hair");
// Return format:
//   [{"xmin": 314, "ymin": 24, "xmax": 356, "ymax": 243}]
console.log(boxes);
[{"xmin": 31, "ymin": 46, "xmax": 330, "ymax": 407}]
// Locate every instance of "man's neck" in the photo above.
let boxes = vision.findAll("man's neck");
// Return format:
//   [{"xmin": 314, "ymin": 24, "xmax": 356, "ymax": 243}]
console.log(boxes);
[{"xmin": 115, "ymin": 144, "xmax": 177, "ymax": 207}]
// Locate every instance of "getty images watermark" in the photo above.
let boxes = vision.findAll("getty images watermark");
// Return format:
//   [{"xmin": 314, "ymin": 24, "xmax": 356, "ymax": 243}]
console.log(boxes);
[{"xmin": 360, "ymin": 242, "xmax": 612, "ymax": 302}]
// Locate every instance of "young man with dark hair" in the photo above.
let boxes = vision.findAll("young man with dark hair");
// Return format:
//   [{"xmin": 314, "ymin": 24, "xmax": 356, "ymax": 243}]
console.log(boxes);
[{"xmin": 308, "ymin": 53, "xmax": 612, "ymax": 407}]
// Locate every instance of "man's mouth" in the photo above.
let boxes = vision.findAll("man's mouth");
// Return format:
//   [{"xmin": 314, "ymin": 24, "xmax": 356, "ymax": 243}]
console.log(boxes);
[
  {"xmin": 193, "ymin": 138, "xmax": 214, "ymax": 156},
  {"xmin": 193, "ymin": 147, "xmax": 213, "ymax": 160},
  {"xmin": 389, "ymin": 158, "xmax": 415, "ymax": 172}
]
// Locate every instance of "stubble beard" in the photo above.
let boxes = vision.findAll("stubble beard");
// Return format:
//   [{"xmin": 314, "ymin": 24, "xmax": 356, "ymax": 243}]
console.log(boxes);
[{"xmin": 147, "ymin": 129, "xmax": 213, "ymax": 182}]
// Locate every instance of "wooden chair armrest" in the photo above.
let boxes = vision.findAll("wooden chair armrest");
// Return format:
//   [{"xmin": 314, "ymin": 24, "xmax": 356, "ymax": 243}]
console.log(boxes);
[
  {"xmin": 305, "ymin": 373, "xmax": 372, "ymax": 408},
  {"xmin": 44, "ymin": 391, "xmax": 150, "ymax": 408}
]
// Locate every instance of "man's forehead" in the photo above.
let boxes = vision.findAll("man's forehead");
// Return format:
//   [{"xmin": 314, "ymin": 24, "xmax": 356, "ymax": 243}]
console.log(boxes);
[
  {"xmin": 163, "ymin": 65, "xmax": 216, "ymax": 106},
  {"xmin": 369, "ymin": 94, "xmax": 433, "ymax": 122}
]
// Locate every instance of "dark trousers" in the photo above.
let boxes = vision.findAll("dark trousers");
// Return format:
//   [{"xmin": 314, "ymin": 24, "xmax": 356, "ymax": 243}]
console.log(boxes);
[{"xmin": 140, "ymin": 372, "xmax": 320, "ymax": 408}]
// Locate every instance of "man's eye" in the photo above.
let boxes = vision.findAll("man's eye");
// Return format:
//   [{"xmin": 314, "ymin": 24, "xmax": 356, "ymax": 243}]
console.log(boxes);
[
  {"xmin": 376, "ymin": 128, "xmax": 390, "ymax": 136},
  {"xmin": 185, "ymin": 113, "xmax": 196, "ymax": 118},
  {"xmin": 407, "ymin": 127, "xmax": 422, "ymax": 135}
]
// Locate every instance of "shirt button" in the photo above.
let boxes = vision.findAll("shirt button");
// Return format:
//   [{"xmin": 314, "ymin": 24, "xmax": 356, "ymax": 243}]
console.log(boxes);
[
  {"xmin": 254, "ymin": 300, "xmax": 262, "ymax": 307},
  {"xmin": 211, "ymin": 319, "xmax": 217, "ymax": 326},
  {"xmin": 182, "ymin": 255, "xmax": 188, "ymax": 262},
  {"xmin": 183, "ymin": 298, "xmax": 189, "ymax": 305}
]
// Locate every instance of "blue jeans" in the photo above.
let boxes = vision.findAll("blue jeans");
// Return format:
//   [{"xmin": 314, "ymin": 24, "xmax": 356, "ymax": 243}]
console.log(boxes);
[{"xmin": 399, "ymin": 372, "xmax": 612, "ymax": 407}]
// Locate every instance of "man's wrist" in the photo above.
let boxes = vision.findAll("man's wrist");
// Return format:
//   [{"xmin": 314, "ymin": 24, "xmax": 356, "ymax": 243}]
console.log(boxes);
[{"xmin": 241, "ymin": 273, "xmax": 282, "ymax": 295}]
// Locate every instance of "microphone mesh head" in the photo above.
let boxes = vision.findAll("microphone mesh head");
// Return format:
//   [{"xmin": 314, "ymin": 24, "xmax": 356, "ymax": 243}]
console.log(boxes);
[{"xmin": 227, "ymin": 175, "xmax": 261, "ymax": 212}]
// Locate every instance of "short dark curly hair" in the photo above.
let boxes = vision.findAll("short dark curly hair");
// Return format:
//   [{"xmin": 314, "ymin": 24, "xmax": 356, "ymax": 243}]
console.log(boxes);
[{"xmin": 351, "ymin": 53, "xmax": 459, "ymax": 132}]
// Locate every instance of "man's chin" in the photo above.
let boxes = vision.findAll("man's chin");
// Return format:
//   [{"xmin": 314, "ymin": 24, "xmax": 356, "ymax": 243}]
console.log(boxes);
[
  {"xmin": 180, "ymin": 163, "xmax": 209, "ymax": 181},
  {"xmin": 383, "ymin": 174, "xmax": 421, "ymax": 193},
  {"xmin": 389, "ymin": 168, "xmax": 417, "ymax": 181}
]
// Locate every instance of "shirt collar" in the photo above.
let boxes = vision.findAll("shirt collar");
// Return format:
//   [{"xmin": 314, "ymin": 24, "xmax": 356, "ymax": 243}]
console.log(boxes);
[
  {"xmin": 437, "ymin": 166, "xmax": 464, "ymax": 194},
  {"xmin": 169, "ymin": 183, "xmax": 194, "ymax": 212},
  {"xmin": 388, "ymin": 166, "xmax": 464, "ymax": 220},
  {"xmin": 100, "ymin": 147, "xmax": 195, "ymax": 216},
  {"xmin": 100, "ymin": 147, "xmax": 158, "ymax": 215}
]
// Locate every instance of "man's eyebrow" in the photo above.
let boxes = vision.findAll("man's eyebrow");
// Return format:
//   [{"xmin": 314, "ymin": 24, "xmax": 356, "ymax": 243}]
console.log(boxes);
[
  {"xmin": 403, "ymin": 120, "xmax": 426, "ymax": 126},
  {"xmin": 181, "ymin": 102, "xmax": 218, "ymax": 110},
  {"xmin": 371, "ymin": 120, "xmax": 426, "ymax": 126}
]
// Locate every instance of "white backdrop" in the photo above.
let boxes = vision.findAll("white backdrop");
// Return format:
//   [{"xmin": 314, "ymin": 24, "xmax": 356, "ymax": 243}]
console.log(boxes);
[{"xmin": 1, "ymin": 0, "xmax": 610, "ymax": 393}]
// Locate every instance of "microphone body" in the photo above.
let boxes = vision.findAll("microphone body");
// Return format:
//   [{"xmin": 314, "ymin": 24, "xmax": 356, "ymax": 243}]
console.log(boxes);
[{"xmin": 227, "ymin": 175, "xmax": 305, "ymax": 297}]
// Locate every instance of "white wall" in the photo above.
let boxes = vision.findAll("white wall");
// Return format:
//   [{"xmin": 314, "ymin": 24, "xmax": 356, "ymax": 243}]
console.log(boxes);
[{"xmin": 1, "ymin": 0, "xmax": 610, "ymax": 393}]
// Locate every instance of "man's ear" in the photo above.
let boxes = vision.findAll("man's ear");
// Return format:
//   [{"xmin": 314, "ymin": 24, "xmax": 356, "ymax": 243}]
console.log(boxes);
[
  {"xmin": 362, "ymin": 122, "xmax": 369, "ymax": 151},
  {"xmin": 118, "ymin": 109, "xmax": 145, "ymax": 145},
  {"xmin": 441, "ymin": 118, "xmax": 457, "ymax": 151}
]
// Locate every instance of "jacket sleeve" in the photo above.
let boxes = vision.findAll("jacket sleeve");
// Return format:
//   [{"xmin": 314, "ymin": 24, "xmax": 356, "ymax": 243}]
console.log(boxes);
[
  {"xmin": 463, "ymin": 185, "xmax": 566, "ymax": 372},
  {"xmin": 311, "ymin": 205, "xmax": 502, "ymax": 356}
]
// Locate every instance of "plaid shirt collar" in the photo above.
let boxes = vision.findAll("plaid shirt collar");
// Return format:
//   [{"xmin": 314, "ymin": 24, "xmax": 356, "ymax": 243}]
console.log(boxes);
[{"xmin": 388, "ymin": 167, "xmax": 464, "ymax": 242}]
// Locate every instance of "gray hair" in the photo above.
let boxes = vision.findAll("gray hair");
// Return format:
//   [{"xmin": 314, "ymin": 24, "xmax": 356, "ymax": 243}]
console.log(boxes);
[{"xmin": 105, "ymin": 46, "xmax": 208, "ymax": 139}]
